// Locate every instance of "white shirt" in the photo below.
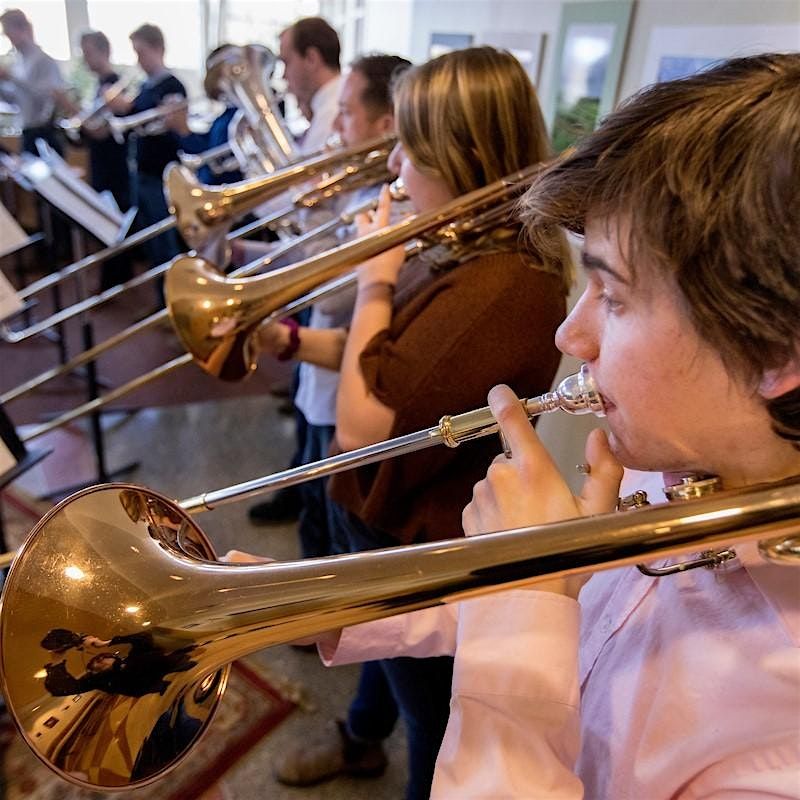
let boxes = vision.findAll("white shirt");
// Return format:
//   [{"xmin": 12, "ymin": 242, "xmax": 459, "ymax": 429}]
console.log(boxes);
[
  {"xmin": 321, "ymin": 469, "xmax": 800, "ymax": 799},
  {"xmin": 0, "ymin": 43, "xmax": 65, "ymax": 129},
  {"xmin": 298, "ymin": 74, "xmax": 343, "ymax": 156}
]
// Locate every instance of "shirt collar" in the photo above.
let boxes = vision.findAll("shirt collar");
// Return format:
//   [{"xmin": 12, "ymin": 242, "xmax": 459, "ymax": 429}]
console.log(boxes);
[
  {"xmin": 142, "ymin": 68, "xmax": 171, "ymax": 89},
  {"xmin": 310, "ymin": 74, "xmax": 342, "ymax": 118}
]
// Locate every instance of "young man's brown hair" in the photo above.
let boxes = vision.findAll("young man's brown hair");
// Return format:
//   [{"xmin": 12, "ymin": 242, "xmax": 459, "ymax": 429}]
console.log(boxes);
[{"xmin": 521, "ymin": 53, "xmax": 800, "ymax": 442}]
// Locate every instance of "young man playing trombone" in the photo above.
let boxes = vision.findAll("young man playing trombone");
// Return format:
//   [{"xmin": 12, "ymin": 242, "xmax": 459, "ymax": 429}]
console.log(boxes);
[{"xmin": 314, "ymin": 53, "xmax": 800, "ymax": 798}]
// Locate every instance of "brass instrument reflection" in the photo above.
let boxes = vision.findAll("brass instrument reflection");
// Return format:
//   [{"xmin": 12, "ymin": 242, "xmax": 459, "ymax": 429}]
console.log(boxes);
[{"xmin": 40, "ymin": 629, "xmax": 197, "ymax": 699}]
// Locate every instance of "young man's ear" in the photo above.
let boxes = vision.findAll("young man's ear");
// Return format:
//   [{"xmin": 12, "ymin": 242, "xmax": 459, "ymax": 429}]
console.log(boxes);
[
  {"xmin": 759, "ymin": 357, "xmax": 800, "ymax": 399},
  {"xmin": 304, "ymin": 46, "xmax": 322, "ymax": 70}
]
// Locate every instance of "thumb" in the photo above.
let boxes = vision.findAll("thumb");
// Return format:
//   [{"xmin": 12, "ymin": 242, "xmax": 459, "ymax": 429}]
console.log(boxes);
[{"xmin": 578, "ymin": 428, "xmax": 623, "ymax": 514}]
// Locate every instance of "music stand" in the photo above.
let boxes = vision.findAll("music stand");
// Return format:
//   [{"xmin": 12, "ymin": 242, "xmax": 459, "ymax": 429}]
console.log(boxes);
[{"xmin": 3, "ymin": 149, "xmax": 139, "ymax": 491}]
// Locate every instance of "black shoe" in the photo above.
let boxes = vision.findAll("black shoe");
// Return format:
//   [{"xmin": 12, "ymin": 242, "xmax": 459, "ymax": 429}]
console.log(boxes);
[{"xmin": 248, "ymin": 487, "xmax": 302, "ymax": 525}]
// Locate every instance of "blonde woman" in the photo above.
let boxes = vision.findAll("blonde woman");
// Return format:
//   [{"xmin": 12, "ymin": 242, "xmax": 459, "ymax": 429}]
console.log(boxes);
[{"xmin": 270, "ymin": 46, "xmax": 570, "ymax": 796}]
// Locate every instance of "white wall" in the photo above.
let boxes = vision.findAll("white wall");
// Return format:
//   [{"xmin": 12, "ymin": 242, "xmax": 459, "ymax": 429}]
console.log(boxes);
[{"xmin": 402, "ymin": 0, "xmax": 800, "ymax": 123}]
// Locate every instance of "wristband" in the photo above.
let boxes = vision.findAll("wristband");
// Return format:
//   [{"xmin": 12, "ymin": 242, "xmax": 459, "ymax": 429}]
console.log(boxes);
[
  {"xmin": 359, "ymin": 280, "xmax": 396, "ymax": 295},
  {"xmin": 277, "ymin": 318, "xmax": 301, "ymax": 361}
]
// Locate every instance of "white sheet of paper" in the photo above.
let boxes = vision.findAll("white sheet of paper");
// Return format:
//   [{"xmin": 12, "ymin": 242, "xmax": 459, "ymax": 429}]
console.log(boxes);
[
  {"xmin": 0, "ymin": 200, "xmax": 29, "ymax": 258},
  {"xmin": 0, "ymin": 264, "xmax": 23, "ymax": 319},
  {"xmin": 20, "ymin": 156, "xmax": 125, "ymax": 246}
]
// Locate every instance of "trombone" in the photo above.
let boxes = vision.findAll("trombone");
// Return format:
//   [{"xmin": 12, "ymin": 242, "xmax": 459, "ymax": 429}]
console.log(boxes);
[
  {"xmin": 0, "ymin": 378, "xmax": 798, "ymax": 789},
  {"xmin": 10, "ymin": 163, "xmax": 523, "ymax": 440},
  {"xmin": 0, "ymin": 134, "xmax": 396, "ymax": 342},
  {"xmin": 6, "ymin": 190, "xmax": 392, "ymax": 439}
]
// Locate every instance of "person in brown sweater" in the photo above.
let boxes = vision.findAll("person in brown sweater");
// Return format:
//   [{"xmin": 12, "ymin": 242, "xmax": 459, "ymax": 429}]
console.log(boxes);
[{"xmin": 267, "ymin": 47, "xmax": 571, "ymax": 798}]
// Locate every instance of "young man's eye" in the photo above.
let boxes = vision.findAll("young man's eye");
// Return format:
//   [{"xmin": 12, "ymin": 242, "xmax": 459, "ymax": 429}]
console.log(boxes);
[{"xmin": 600, "ymin": 291, "xmax": 622, "ymax": 311}]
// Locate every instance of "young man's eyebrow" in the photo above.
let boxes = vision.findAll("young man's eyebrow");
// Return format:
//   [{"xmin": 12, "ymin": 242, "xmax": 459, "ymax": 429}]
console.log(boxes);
[{"xmin": 580, "ymin": 251, "xmax": 630, "ymax": 284}]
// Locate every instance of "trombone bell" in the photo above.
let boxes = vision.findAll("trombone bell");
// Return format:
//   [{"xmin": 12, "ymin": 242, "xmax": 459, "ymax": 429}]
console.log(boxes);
[{"xmin": 0, "ymin": 485, "xmax": 229, "ymax": 790}]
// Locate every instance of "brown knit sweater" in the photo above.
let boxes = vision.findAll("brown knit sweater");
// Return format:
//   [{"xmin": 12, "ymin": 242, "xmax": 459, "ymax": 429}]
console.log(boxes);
[{"xmin": 328, "ymin": 250, "xmax": 566, "ymax": 545}]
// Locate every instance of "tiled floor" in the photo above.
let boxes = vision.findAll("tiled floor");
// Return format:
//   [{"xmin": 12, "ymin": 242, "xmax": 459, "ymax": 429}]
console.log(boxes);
[{"xmin": 6, "ymin": 393, "xmax": 409, "ymax": 799}]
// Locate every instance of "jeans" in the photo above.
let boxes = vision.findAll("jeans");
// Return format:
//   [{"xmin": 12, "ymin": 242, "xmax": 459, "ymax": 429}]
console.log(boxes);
[
  {"xmin": 329, "ymin": 501, "xmax": 454, "ymax": 800},
  {"xmin": 297, "ymin": 421, "xmax": 334, "ymax": 559}
]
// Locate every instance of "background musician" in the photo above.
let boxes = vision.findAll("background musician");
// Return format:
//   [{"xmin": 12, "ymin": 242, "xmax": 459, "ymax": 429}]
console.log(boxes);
[
  {"xmin": 74, "ymin": 29, "xmax": 133, "ymax": 289},
  {"xmin": 0, "ymin": 8, "xmax": 66, "ymax": 156},
  {"xmin": 245, "ymin": 16, "xmax": 344, "ymax": 527},
  {"xmin": 278, "ymin": 16, "xmax": 342, "ymax": 156},
  {"xmin": 164, "ymin": 44, "xmax": 243, "ymax": 186}
]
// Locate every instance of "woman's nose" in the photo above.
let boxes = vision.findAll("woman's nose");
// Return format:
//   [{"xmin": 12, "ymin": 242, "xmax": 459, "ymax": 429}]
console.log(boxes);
[{"xmin": 387, "ymin": 142, "xmax": 403, "ymax": 176}]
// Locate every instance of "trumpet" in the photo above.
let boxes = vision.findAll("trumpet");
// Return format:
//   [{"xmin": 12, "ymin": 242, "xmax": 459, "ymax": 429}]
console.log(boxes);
[
  {"xmin": 105, "ymin": 97, "xmax": 190, "ymax": 144},
  {"xmin": 1, "ymin": 374, "xmax": 798, "ymax": 789},
  {"xmin": 57, "ymin": 75, "xmax": 136, "ymax": 142}
]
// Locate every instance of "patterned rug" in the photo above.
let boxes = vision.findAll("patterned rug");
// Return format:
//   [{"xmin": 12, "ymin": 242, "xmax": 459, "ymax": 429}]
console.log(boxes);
[{"xmin": 0, "ymin": 660, "xmax": 296, "ymax": 800}]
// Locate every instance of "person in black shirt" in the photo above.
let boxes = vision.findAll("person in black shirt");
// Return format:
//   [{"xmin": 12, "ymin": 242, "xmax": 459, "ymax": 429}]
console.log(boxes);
[
  {"xmin": 108, "ymin": 23, "xmax": 185, "ymax": 302},
  {"xmin": 72, "ymin": 29, "xmax": 133, "ymax": 289}
]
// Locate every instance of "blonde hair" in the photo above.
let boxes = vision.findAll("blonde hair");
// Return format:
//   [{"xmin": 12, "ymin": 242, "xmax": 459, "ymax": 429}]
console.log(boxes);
[{"xmin": 393, "ymin": 46, "xmax": 551, "ymax": 196}]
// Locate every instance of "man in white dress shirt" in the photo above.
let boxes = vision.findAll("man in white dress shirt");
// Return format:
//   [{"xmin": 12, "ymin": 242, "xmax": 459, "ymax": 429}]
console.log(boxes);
[
  {"xmin": 0, "ymin": 8, "xmax": 66, "ymax": 155},
  {"xmin": 279, "ymin": 17, "xmax": 343, "ymax": 156}
]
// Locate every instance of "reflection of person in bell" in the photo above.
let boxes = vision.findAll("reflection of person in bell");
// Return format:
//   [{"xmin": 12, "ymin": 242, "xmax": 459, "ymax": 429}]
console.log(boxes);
[{"xmin": 40, "ymin": 628, "xmax": 196, "ymax": 698}]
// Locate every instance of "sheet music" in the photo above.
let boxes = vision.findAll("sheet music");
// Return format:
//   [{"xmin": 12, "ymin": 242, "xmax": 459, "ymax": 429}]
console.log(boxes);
[
  {"xmin": 0, "ymin": 266, "xmax": 23, "ymax": 319},
  {"xmin": 19, "ymin": 153, "xmax": 126, "ymax": 246},
  {"xmin": 0, "ymin": 199, "xmax": 29, "ymax": 258}
]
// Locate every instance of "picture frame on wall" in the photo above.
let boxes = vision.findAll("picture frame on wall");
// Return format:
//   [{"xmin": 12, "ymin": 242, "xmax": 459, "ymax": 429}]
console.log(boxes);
[
  {"xmin": 479, "ymin": 31, "xmax": 547, "ymax": 87},
  {"xmin": 547, "ymin": 0, "xmax": 635, "ymax": 153},
  {"xmin": 429, "ymin": 32, "xmax": 474, "ymax": 59},
  {"xmin": 639, "ymin": 24, "xmax": 800, "ymax": 89}
]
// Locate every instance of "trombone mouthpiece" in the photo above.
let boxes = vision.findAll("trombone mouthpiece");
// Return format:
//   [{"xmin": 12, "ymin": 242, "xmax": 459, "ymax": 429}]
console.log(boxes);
[{"xmin": 525, "ymin": 364, "xmax": 605, "ymax": 418}]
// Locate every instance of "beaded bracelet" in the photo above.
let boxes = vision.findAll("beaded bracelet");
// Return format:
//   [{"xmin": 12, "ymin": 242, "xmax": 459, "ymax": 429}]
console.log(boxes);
[{"xmin": 277, "ymin": 317, "xmax": 301, "ymax": 361}]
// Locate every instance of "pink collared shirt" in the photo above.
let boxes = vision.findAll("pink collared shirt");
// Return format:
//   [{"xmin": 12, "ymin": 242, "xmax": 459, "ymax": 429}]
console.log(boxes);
[{"xmin": 321, "ymin": 470, "xmax": 800, "ymax": 798}]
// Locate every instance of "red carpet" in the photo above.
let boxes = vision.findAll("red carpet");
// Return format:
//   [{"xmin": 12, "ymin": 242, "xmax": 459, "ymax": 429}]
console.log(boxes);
[{"xmin": 0, "ymin": 659, "xmax": 296, "ymax": 800}]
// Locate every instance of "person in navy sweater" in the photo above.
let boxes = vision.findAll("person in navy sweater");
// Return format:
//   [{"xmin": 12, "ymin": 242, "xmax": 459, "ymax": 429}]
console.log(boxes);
[{"xmin": 164, "ymin": 45, "xmax": 242, "ymax": 186}]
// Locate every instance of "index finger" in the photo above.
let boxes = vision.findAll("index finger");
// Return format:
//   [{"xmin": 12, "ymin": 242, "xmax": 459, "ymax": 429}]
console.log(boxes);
[
  {"xmin": 487, "ymin": 384, "xmax": 559, "ymax": 477},
  {"xmin": 375, "ymin": 183, "xmax": 392, "ymax": 226}
]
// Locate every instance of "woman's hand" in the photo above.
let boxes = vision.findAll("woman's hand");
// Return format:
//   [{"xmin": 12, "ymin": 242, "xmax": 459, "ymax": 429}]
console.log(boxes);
[
  {"xmin": 255, "ymin": 320, "xmax": 292, "ymax": 358},
  {"xmin": 355, "ymin": 184, "xmax": 405, "ymax": 288},
  {"xmin": 462, "ymin": 384, "xmax": 623, "ymax": 598}
]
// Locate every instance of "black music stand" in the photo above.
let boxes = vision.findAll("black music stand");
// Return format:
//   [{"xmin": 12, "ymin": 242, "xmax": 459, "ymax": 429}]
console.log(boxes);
[{"xmin": 4, "ymin": 148, "xmax": 139, "ymax": 493}]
